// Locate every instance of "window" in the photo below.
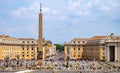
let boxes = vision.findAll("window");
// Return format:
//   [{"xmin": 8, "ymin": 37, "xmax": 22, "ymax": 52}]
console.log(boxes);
[
  {"xmin": 32, "ymin": 41, "xmax": 34, "ymax": 43},
  {"xmin": 74, "ymin": 48, "xmax": 76, "ymax": 50},
  {"xmin": 27, "ymin": 41, "xmax": 29, "ymax": 43},
  {"xmin": 102, "ymin": 56, "xmax": 105, "ymax": 59},
  {"xmin": 27, "ymin": 52, "xmax": 29, "ymax": 54},
  {"xmin": 27, "ymin": 55, "xmax": 29, "ymax": 57},
  {"xmin": 78, "ymin": 55, "xmax": 80, "ymax": 57},
  {"xmin": 37, "ymin": 47, "xmax": 38, "ymax": 51},
  {"xmin": 83, "ymin": 48, "xmax": 84, "ymax": 51},
  {"xmin": 22, "ymin": 55, "xmax": 24, "ymax": 57},
  {"xmin": 74, "ymin": 41, "xmax": 75, "ymax": 43},
  {"xmin": 82, "ymin": 55, "xmax": 85, "ymax": 57},
  {"xmin": 27, "ymin": 47, "xmax": 29, "ymax": 50},
  {"xmin": 23, "ymin": 41, "xmax": 25, "ymax": 43},
  {"xmin": 22, "ymin": 47, "xmax": 24, "ymax": 50},
  {"xmin": 31, "ymin": 55, "xmax": 33, "ymax": 57},
  {"xmin": 31, "ymin": 47, "xmax": 34, "ymax": 50},
  {"xmin": 103, "ymin": 47, "xmax": 105, "ymax": 51},
  {"xmin": 82, "ymin": 41, "xmax": 85, "ymax": 43},
  {"xmin": 74, "ymin": 55, "xmax": 76, "ymax": 57},
  {"xmin": 78, "ymin": 48, "xmax": 80, "ymax": 50},
  {"xmin": 78, "ymin": 41, "xmax": 80, "ymax": 43}
]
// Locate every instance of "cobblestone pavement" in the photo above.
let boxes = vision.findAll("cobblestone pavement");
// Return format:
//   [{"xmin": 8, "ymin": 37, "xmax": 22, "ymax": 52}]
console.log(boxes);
[
  {"xmin": 32, "ymin": 70, "xmax": 120, "ymax": 73},
  {"xmin": 0, "ymin": 69, "xmax": 120, "ymax": 73}
]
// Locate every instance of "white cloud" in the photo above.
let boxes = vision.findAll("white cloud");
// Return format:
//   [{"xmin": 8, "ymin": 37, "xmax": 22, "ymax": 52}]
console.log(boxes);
[
  {"xmin": 52, "ymin": 10, "xmax": 59, "ymax": 14},
  {"xmin": 10, "ymin": 1, "xmax": 60, "ymax": 19},
  {"xmin": 10, "ymin": 1, "xmax": 39, "ymax": 18},
  {"xmin": 68, "ymin": 0, "xmax": 80, "ymax": 9},
  {"xmin": 67, "ymin": 0, "xmax": 92, "ymax": 16},
  {"xmin": 11, "ymin": 10, "xmax": 21, "ymax": 17},
  {"xmin": 67, "ymin": 0, "xmax": 120, "ymax": 16},
  {"xmin": 101, "ymin": 0, "xmax": 119, "ymax": 11},
  {"xmin": 43, "ymin": 7, "xmax": 51, "ymax": 13},
  {"xmin": 11, "ymin": 7, "xmax": 27, "ymax": 17}
]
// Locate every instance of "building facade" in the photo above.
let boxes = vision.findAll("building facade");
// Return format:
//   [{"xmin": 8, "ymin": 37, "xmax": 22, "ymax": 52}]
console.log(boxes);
[
  {"xmin": 105, "ymin": 35, "xmax": 120, "ymax": 62},
  {"xmin": 82, "ymin": 40, "xmax": 105, "ymax": 61},
  {"xmin": 0, "ymin": 35, "xmax": 56, "ymax": 60},
  {"xmin": 64, "ymin": 34, "xmax": 120, "ymax": 62},
  {"xmin": 64, "ymin": 38, "xmax": 89, "ymax": 60},
  {"xmin": 0, "ymin": 35, "xmax": 38, "ymax": 60},
  {"xmin": 43, "ymin": 41, "xmax": 56, "ymax": 58}
]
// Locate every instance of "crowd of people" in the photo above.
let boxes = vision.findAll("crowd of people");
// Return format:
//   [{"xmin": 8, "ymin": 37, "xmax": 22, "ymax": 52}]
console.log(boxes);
[{"xmin": 0, "ymin": 52, "xmax": 120, "ymax": 72}]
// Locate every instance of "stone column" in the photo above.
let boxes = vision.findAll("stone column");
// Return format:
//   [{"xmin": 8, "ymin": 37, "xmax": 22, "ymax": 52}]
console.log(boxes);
[
  {"xmin": 105, "ymin": 45, "xmax": 108, "ymax": 61},
  {"xmin": 118, "ymin": 46, "xmax": 120, "ymax": 61},
  {"xmin": 64, "ymin": 46, "xmax": 67, "ymax": 61},
  {"xmin": 117, "ymin": 45, "xmax": 119, "ymax": 61},
  {"xmin": 107, "ymin": 46, "xmax": 110, "ymax": 61},
  {"xmin": 115, "ymin": 46, "xmax": 118, "ymax": 61}
]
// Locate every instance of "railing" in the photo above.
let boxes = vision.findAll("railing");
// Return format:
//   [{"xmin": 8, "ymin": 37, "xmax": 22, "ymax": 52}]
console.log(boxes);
[{"xmin": 105, "ymin": 40, "xmax": 120, "ymax": 42}]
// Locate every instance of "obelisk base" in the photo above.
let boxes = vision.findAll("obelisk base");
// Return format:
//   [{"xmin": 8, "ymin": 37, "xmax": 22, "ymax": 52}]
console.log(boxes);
[{"xmin": 38, "ymin": 60, "xmax": 43, "ymax": 66}]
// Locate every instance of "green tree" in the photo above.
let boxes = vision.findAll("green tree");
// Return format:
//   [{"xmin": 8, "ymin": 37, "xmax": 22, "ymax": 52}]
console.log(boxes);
[{"xmin": 55, "ymin": 44, "xmax": 64, "ymax": 52}]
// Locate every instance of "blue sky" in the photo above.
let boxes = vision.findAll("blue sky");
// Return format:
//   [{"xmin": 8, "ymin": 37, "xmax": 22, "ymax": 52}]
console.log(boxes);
[{"xmin": 0, "ymin": 0, "xmax": 120, "ymax": 44}]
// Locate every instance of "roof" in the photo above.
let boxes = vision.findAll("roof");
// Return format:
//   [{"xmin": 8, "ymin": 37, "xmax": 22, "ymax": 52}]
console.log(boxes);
[
  {"xmin": 72, "ymin": 36, "xmax": 108, "ymax": 41},
  {"xmin": 71, "ymin": 38, "xmax": 90, "ymax": 41},
  {"xmin": 85, "ymin": 40, "xmax": 101, "ymax": 46},
  {"xmin": 0, "ymin": 34, "xmax": 17, "ymax": 40},
  {"xmin": 91, "ymin": 36, "xmax": 107, "ymax": 40},
  {"xmin": 18, "ymin": 38, "xmax": 35, "ymax": 40}
]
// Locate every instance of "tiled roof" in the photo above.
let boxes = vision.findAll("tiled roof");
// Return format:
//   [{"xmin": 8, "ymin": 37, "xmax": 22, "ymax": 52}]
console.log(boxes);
[
  {"xmin": 72, "ymin": 38, "xmax": 90, "ymax": 41},
  {"xmin": 85, "ymin": 40, "xmax": 101, "ymax": 46},
  {"xmin": 91, "ymin": 36, "xmax": 107, "ymax": 40},
  {"xmin": 18, "ymin": 38, "xmax": 35, "ymax": 40}
]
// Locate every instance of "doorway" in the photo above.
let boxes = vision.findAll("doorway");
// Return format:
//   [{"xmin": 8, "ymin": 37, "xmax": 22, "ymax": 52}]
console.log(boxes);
[{"xmin": 109, "ymin": 46, "xmax": 115, "ymax": 62}]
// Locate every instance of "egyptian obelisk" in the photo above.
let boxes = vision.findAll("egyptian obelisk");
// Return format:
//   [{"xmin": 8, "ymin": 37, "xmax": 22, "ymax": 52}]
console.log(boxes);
[{"xmin": 38, "ymin": 4, "xmax": 43, "ymax": 65}]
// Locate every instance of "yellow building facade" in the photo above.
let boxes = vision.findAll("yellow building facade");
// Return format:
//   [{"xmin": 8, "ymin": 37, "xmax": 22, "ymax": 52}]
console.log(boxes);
[
  {"xmin": 82, "ymin": 40, "xmax": 105, "ymax": 60},
  {"xmin": 0, "ymin": 35, "xmax": 38, "ymax": 60},
  {"xmin": 0, "ymin": 35, "xmax": 56, "ymax": 60},
  {"xmin": 64, "ymin": 34, "xmax": 120, "ymax": 62},
  {"xmin": 64, "ymin": 38, "xmax": 89, "ymax": 60},
  {"xmin": 18, "ymin": 38, "xmax": 38, "ymax": 60}
]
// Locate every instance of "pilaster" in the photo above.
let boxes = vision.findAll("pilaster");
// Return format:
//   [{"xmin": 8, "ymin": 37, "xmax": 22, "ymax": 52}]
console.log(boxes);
[{"xmin": 115, "ymin": 46, "xmax": 118, "ymax": 61}]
